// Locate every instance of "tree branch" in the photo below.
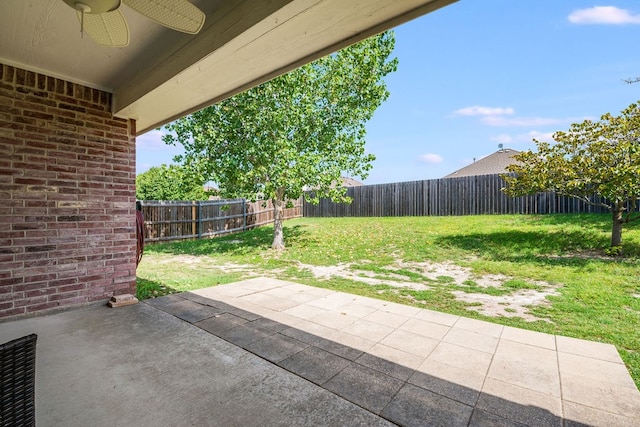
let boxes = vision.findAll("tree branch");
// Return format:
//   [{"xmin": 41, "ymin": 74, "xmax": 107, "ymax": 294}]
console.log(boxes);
[
  {"xmin": 627, "ymin": 214, "xmax": 640, "ymax": 223},
  {"xmin": 556, "ymin": 192, "xmax": 612, "ymax": 210}
]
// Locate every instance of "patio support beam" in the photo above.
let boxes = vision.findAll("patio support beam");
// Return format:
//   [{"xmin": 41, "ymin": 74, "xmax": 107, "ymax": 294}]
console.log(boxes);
[{"xmin": 113, "ymin": 0, "xmax": 457, "ymax": 134}]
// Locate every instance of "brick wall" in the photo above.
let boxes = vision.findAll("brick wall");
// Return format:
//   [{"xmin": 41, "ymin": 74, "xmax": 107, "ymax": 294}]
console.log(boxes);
[{"xmin": 0, "ymin": 63, "xmax": 137, "ymax": 319}]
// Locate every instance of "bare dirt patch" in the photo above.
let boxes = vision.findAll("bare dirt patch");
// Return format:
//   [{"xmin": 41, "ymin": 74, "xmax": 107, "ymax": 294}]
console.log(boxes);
[
  {"xmin": 395, "ymin": 260, "xmax": 510, "ymax": 288},
  {"xmin": 162, "ymin": 255, "xmax": 256, "ymax": 274},
  {"xmin": 452, "ymin": 289, "xmax": 558, "ymax": 322},
  {"xmin": 163, "ymin": 254, "xmax": 559, "ymax": 322},
  {"xmin": 158, "ymin": 254, "xmax": 203, "ymax": 265},
  {"xmin": 297, "ymin": 262, "xmax": 430, "ymax": 290},
  {"xmin": 296, "ymin": 260, "xmax": 559, "ymax": 322}
]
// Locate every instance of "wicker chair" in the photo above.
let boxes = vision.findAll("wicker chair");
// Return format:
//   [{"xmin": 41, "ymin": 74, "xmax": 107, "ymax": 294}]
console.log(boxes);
[{"xmin": 0, "ymin": 334, "xmax": 37, "ymax": 427}]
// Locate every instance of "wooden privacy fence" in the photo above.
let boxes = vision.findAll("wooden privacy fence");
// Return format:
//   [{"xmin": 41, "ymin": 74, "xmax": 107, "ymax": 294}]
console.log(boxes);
[
  {"xmin": 303, "ymin": 174, "xmax": 617, "ymax": 217},
  {"xmin": 140, "ymin": 198, "xmax": 302, "ymax": 243}
]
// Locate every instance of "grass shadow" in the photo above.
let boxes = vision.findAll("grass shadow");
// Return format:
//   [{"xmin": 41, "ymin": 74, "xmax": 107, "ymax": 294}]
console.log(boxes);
[
  {"xmin": 435, "ymin": 228, "xmax": 640, "ymax": 266},
  {"xmin": 525, "ymin": 213, "xmax": 613, "ymax": 229},
  {"xmin": 145, "ymin": 225, "xmax": 306, "ymax": 256}
]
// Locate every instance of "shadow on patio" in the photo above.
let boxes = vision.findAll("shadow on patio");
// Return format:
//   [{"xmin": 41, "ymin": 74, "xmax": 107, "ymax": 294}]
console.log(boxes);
[{"xmin": 1, "ymin": 278, "xmax": 639, "ymax": 426}]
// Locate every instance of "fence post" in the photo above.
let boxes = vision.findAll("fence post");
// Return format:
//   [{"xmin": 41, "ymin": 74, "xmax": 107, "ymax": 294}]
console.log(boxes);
[
  {"xmin": 191, "ymin": 201, "xmax": 197, "ymax": 237},
  {"xmin": 197, "ymin": 201, "xmax": 202, "ymax": 239},
  {"xmin": 242, "ymin": 199, "xmax": 247, "ymax": 231}
]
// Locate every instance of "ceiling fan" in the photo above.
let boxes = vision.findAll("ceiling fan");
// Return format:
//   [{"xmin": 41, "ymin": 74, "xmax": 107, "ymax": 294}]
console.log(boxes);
[{"xmin": 62, "ymin": 0, "xmax": 206, "ymax": 47}]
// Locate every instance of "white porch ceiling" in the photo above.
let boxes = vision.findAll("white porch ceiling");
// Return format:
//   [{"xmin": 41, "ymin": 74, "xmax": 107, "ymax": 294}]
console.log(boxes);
[{"xmin": 0, "ymin": 0, "xmax": 456, "ymax": 135}]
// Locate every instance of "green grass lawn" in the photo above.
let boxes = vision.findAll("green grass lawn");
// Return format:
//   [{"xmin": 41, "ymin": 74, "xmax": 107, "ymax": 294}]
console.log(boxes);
[{"xmin": 136, "ymin": 213, "xmax": 640, "ymax": 388}]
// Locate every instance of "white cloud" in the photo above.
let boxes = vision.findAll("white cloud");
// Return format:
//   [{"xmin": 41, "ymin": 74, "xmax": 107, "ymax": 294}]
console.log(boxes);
[
  {"xmin": 452, "ymin": 104, "xmax": 587, "ymax": 133},
  {"xmin": 452, "ymin": 105, "xmax": 568, "ymax": 128},
  {"xmin": 480, "ymin": 116, "xmax": 564, "ymax": 127},
  {"xmin": 419, "ymin": 153, "xmax": 444, "ymax": 164},
  {"xmin": 568, "ymin": 6, "xmax": 640, "ymax": 24},
  {"xmin": 454, "ymin": 106, "xmax": 514, "ymax": 116},
  {"xmin": 489, "ymin": 132, "xmax": 556, "ymax": 148}
]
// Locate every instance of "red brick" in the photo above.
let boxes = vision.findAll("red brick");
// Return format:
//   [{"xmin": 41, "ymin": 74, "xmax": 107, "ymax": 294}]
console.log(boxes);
[
  {"xmin": 58, "ymin": 283, "xmax": 86, "ymax": 293},
  {"xmin": 15, "ymin": 99, "xmax": 47, "ymax": 112},
  {"xmin": 14, "ymin": 295, "xmax": 48, "ymax": 307},
  {"xmin": 0, "ymin": 261, "xmax": 24, "ymax": 271},
  {"xmin": 23, "ymin": 273, "xmax": 57, "ymax": 283},
  {"xmin": 0, "ymin": 277, "xmax": 24, "ymax": 286},
  {"xmin": 58, "ymin": 269, "xmax": 88, "ymax": 279},
  {"xmin": 0, "ymin": 290, "xmax": 22, "ymax": 300},
  {"xmin": 105, "ymin": 119, "xmax": 129, "ymax": 129},
  {"xmin": 14, "ymin": 116, "xmax": 38, "ymax": 126},
  {"xmin": 49, "ymin": 277, "xmax": 79, "ymax": 287},
  {"xmin": 0, "ymin": 65, "xmax": 136, "ymax": 319},
  {"xmin": 25, "ymin": 301, "xmax": 60, "ymax": 312},
  {"xmin": 36, "ymin": 74, "xmax": 46, "ymax": 90},
  {"xmin": 24, "ymin": 95, "xmax": 55, "ymax": 106},
  {"xmin": 24, "ymin": 110, "xmax": 54, "ymax": 120},
  {"xmin": 15, "ymin": 146, "xmax": 45, "ymax": 155},
  {"xmin": 0, "ymin": 301, "xmax": 16, "ymax": 311},
  {"xmin": 0, "ymin": 119, "xmax": 24, "ymax": 130},
  {"xmin": 0, "ymin": 307, "xmax": 26, "ymax": 317},
  {"xmin": 15, "ymin": 68, "xmax": 26, "ymax": 85},
  {"xmin": 49, "ymin": 292, "xmax": 81, "ymax": 302},
  {"xmin": 25, "ymin": 140, "xmax": 58, "ymax": 150},
  {"xmin": 15, "ymin": 131, "xmax": 47, "ymax": 142},
  {"xmin": 0, "ymin": 284, "xmax": 14, "ymax": 294},
  {"xmin": 15, "ymin": 251, "xmax": 50, "ymax": 262},
  {"xmin": 22, "ymin": 259, "xmax": 55, "ymax": 268},
  {"xmin": 25, "ymin": 200, "xmax": 56, "ymax": 208},
  {"xmin": 26, "ymin": 288, "xmax": 58, "ymax": 298}
]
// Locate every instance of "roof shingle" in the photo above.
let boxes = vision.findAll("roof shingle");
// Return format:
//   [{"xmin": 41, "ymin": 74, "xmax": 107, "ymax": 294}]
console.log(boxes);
[{"xmin": 444, "ymin": 149, "xmax": 520, "ymax": 178}]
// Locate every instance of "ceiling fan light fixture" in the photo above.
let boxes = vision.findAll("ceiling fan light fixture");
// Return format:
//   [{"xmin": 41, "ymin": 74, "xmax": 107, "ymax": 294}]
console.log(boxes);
[{"xmin": 75, "ymin": 3, "xmax": 91, "ymax": 13}]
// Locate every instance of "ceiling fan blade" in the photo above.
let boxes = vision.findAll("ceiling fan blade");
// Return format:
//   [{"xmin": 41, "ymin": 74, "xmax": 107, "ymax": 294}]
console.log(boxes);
[
  {"xmin": 123, "ymin": 0, "xmax": 205, "ymax": 34},
  {"xmin": 79, "ymin": 10, "xmax": 130, "ymax": 47}
]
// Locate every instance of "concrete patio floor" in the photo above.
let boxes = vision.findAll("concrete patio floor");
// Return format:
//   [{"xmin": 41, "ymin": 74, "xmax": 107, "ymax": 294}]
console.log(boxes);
[{"xmin": 1, "ymin": 277, "xmax": 639, "ymax": 426}]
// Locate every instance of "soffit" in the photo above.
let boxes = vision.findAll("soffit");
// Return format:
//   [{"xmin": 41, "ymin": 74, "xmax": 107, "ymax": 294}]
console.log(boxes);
[{"xmin": 0, "ymin": 0, "xmax": 456, "ymax": 135}]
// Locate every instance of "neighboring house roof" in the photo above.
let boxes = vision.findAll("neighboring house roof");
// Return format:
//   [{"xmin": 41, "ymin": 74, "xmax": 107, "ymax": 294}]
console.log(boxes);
[
  {"xmin": 304, "ymin": 176, "xmax": 364, "ymax": 191},
  {"xmin": 340, "ymin": 177, "xmax": 364, "ymax": 187},
  {"xmin": 444, "ymin": 148, "xmax": 520, "ymax": 178}
]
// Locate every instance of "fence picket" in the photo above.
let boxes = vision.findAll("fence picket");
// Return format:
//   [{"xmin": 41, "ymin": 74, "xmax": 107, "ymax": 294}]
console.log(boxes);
[
  {"xmin": 140, "ymin": 198, "xmax": 302, "ymax": 243},
  {"xmin": 303, "ymin": 174, "xmax": 622, "ymax": 218},
  {"xmin": 140, "ymin": 174, "xmax": 634, "ymax": 244}
]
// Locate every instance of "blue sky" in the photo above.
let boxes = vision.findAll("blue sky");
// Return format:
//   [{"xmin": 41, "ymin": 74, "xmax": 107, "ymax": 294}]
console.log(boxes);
[{"xmin": 136, "ymin": 1, "xmax": 640, "ymax": 184}]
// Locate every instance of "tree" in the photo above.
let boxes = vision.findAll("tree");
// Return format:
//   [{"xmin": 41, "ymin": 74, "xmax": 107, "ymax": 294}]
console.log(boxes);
[
  {"xmin": 164, "ymin": 31, "xmax": 397, "ymax": 250},
  {"xmin": 502, "ymin": 101, "xmax": 640, "ymax": 251},
  {"xmin": 136, "ymin": 164, "xmax": 213, "ymax": 201}
]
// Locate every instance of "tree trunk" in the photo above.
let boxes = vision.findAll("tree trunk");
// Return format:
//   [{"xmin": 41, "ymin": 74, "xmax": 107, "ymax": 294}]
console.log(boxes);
[
  {"xmin": 272, "ymin": 191, "xmax": 285, "ymax": 251},
  {"xmin": 611, "ymin": 203, "xmax": 624, "ymax": 247}
]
